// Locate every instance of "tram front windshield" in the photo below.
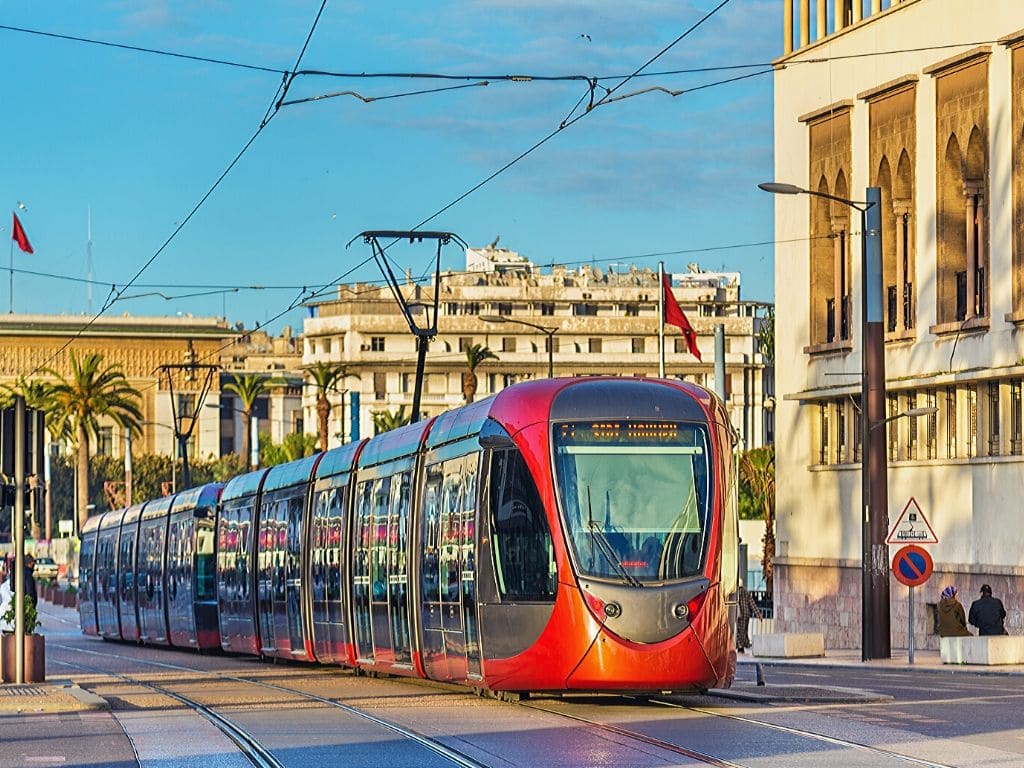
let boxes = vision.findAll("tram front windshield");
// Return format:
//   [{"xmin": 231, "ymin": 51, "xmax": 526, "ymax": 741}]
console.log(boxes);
[{"xmin": 553, "ymin": 421, "xmax": 711, "ymax": 584}]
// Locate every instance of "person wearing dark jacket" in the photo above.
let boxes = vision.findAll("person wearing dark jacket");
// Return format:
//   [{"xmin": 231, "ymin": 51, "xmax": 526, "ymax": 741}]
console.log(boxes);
[
  {"xmin": 968, "ymin": 584, "xmax": 1007, "ymax": 636},
  {"xmin": 6, "ymin": 555, "xmax": 37, "ymax": 605},
  {"xmin": 937, "ymin": 585, "xmax": 971, "ymax": 637}
]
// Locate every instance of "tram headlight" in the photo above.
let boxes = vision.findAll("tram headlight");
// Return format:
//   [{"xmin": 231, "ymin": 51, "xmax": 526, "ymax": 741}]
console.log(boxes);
[
  {"xmin": 673, "ymin": 603, "xmax": 689, "ymax": 620},
  {"xmin": 603, "ymin": 602, "xmax": 622, "ymax": 619}
]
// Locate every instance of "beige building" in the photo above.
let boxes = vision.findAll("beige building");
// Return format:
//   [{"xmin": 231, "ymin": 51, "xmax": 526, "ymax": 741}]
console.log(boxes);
[
  {"xmin": 217, "ymin": 327, "xmax": 305, "ymax": 454},
  {"xmin": 303, "ymin": 243, "xmax": 773, "ymax": 449},
  {"xmin": 770, "ymin": 0, "xmax": 1024, "ymax": 648},
  {"xmin": 0, "ymin": 313, "xmax": 233, "ymax": 460}
]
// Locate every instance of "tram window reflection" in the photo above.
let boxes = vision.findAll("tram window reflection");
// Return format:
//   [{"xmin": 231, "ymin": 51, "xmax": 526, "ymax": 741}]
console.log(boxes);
[{"xmin": 488, "ymin": 448, "xmax": 556, "ymax": 602}]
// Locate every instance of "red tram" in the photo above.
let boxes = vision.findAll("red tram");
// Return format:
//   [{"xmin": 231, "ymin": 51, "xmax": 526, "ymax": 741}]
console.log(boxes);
[{"xmin": 80, "ymin": 377, "xmax": 740, "ymax": 693}]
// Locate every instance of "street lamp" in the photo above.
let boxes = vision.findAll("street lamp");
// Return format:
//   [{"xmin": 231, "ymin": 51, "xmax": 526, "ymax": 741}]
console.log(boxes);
[
  {"xmin": 870, "ymin": 406, "xmax": 939, "ymax": 432},
  {"xmin": 480, "ymin": 315, "xmax": 558, "ymax": 378},
  {"xmin": 760, "ymin": 180, "xmax": 890, "ymax": 661}
]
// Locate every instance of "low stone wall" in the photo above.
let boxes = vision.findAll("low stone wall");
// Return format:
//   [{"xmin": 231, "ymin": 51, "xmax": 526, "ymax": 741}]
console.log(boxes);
[
  {"xmin": 773, "ymin": 559, "xmax": 1023, "ymax": 650},
  {"xmin": 940, "ymin": 636, "xmax": 1024, "ymax": 665}
]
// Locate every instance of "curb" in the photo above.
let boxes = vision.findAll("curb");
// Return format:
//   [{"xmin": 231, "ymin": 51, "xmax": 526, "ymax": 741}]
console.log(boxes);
[
  {"xmin": 738, "ymin": 657, "xmax": 1024, "ymax": 678},
  {"xmin": 63, "ymin": 683, "xmax": 109, "ymax": 710},
  {"xmin": 710, "ymin": 683, "xmax": 893, "ymax": 704}
]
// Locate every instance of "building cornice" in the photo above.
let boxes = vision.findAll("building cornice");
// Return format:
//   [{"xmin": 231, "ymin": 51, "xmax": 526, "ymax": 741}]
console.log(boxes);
[
  {"xmin": 857, "ymin": 74, "xmax": 919, "ymax": 102},
  {"xmin": 785, "ymin": 362, "xmax": 1024, "ymax": 401},
  {"xmin": 998, "ymin": 28, "xmax": 1024, "ymax": 49},
  {"xmin": 771, "ymin": 0, "xmax": 924, "ymax": 66},
  {"xmin": 922, "ymin": 45, "xmax": 992, "ymax": 76},
  {"xmin": 798, "ymin": 99, "xmax": 854, "ymax": 125},
  {"xmin": 0, "ymin": 313, "xmax": 234, "ymax": 339}
]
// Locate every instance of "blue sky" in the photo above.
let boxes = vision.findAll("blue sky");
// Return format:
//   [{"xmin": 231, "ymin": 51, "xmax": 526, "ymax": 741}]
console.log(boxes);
[{"xmin": 1, "ymin": 1, "xmax": 778, "ymax": 333}]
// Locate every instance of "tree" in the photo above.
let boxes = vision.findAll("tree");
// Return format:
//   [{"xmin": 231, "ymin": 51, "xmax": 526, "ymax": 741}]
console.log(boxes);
[
  {"xmin": 223, "ymin": 373, "xmax": 272, "ymax": 472},
  {"xmin": 371, "ymin": 406, "xmax": 410, "ymax": 434},
  {"xmin": 304, "ymin": 362, "xmax": 350, "ymax": 451},
  {"xmin": 739, "ymin": 446, "xmax": 776, "ymax": 594},
  {"xmin": 261, "ymin": 431, "xmax": 318, "ymax": 467},
  {"xmin": 461, "ymin": 344, "xmax": 498, "ymax": 403},
  {"xmin": 45, "ymin": 352, "xmax": 143, "ymax": 532}
]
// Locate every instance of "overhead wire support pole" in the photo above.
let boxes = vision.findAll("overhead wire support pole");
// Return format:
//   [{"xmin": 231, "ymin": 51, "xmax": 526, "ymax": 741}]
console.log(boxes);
[
  {"xmin": 347, "ymin": 231, "xmax": 467, "ymax": 423},
  {"xmin": 760, "ymin": 181, "xmax": 889, "ymax": 661},
  {"xmin": 13, "ymin": 395, "xmax": 26, "ymax": 683}
]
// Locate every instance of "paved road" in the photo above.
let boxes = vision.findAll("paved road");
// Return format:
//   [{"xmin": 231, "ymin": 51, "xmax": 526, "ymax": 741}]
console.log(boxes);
[
  {"xmin": 732, "ymin": 662, "xmax": 1024, "ymax": 753},
  {"xmin": 4, "ymin": 603, "xmax": 1023, "ymax": 767}
]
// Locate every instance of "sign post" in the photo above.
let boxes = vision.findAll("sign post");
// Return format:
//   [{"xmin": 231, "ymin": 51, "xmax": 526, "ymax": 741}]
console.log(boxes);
[{"xmin": 891, "ymin": 544, "xmax": 934, "ymax": 665}]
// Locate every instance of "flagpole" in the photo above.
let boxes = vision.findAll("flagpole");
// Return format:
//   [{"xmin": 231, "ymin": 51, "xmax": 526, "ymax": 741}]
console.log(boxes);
[
  {"xmin": 9, "ymin": 225, "xmax": 13, "ymax": 314},
  {"xmin": 87, "ymin": 205, "xmax": 93, "ymax": 314},
  {"xmin": 658, "ymin": 261, "xmax": 666, "ymax": 378}
]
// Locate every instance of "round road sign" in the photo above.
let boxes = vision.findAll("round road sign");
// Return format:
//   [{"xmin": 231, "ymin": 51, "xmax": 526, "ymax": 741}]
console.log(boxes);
[{"xmin": 892, "ymin": 544, "xmax": 933, "ymax": 587}]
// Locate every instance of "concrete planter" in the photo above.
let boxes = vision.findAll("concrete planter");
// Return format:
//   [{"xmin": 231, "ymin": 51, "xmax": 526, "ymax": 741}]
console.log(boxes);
[
  {"xmin": 62, "ymin": 591, "xmax": 77, "ymax": 608},
  {"xmin": 1, "ymin": 633, "xmax": 46, "ymax": 683}
]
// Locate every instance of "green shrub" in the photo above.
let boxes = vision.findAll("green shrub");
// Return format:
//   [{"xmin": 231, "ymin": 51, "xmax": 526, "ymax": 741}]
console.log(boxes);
[{"xmin": 2, "ymin": 596, "xmax": 41, "ymax": 634}]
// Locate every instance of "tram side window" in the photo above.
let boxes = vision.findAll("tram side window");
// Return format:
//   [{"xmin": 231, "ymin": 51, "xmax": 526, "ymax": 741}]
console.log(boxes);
[
  {"xmin": 196, "ymin": 517, "xmax": 216, "ymax": 600},
  {"xmin": 489, "ymin": 449, "xmax": 556, "ymax": 602}
]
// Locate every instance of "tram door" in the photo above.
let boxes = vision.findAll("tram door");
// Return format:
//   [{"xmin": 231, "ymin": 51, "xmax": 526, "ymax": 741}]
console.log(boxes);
[
  {"xmin": 257, "ymin": 507, "xmax": 279, "ymax": 655},
  {"xmin": 284, "ymin": 489, "xmax": 305, "ymax": 655},
  {"xmin": 385, "ymin": 471, "xmax": 413, "ymax": 666},
  {"xmin": 420, "ymin": 453, "xmax": 481, "ymax": 682},
  {"xmin": 352, "ymin": 480, "xmax": 374, "ymax": 662},
  {"xmin": 352, "ymin": 470, "xmax": 413, "ymax": 668}
]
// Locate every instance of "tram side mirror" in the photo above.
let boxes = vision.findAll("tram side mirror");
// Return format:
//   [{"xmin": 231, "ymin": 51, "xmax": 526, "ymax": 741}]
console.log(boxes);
[{"xmin": 479, "ymin": 433, "xmax": 514, "ymax": 449}]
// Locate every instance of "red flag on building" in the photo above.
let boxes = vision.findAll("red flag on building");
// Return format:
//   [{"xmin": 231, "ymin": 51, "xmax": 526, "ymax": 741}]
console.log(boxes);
[
  {"xmin": 662, "ymin": 272, "xmax": 701, "ymax": 361},
  {"xmin": 11, "ymin": 212, "xmax": 33, "ymax": 254}
]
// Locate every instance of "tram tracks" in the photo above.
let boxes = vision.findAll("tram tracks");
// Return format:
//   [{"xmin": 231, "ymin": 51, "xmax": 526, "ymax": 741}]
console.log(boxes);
[
  {"xmin": 654, "ymin": 698, "xmax": 959, "ymax": 768},
  {"xmin": 49, "ymin": 636, "xmax": 960, "ymax": 768},
  {"xmin": 50, "ymin": 643, "xmax": 490, "ymax": 768},
  {"xmin": 518, "ymin": 695, "xmax": 960, "ymax": 768},
  {"xmin": 50, "ymin": 655, "xmax": 284, "ymax": 768}
]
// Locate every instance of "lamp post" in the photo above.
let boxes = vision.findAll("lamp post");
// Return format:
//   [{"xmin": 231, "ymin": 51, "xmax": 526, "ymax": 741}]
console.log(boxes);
[
  {"xmin": 759, "ymin": 181, "xmax": 890, "ymax": 661},
  {"xmin": 480, "ymin": 315, "xmax": 558, "ymax": 378}
]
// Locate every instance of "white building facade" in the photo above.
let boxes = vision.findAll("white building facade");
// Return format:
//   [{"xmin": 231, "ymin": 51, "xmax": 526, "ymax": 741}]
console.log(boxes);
[
  {"xmin": 302, "ymin": 244, "xmax": 773, "ymax": 451},
  {"xmin": 771, "ymin": 0, "xmax": 1024, "ymax": 648}
]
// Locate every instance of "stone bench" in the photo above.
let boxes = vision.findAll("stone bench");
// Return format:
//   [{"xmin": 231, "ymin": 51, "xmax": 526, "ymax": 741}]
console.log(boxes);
[
  {"xmin": 940, "ymin": 636, "xmax": 1024, "ymax": 665},
  {"xmin": 751, "ymin": 632, "xmax": 825, "ymax": 658}
]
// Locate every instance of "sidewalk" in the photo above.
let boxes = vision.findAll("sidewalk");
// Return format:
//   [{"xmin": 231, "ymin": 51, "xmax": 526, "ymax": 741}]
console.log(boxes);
[
  {"xmin": 0, "ymin": 600, "xmax": 136, "ymax": 768},
  {"xmin": 738, "ymin": 646, "xmax": 1024, "ymax": 676}
]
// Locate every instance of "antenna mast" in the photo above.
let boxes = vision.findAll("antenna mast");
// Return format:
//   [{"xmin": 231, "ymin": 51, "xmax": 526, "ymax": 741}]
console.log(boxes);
[{"xmin": 87, "ymin": 206, "xmax": 93, "ymax": 313}]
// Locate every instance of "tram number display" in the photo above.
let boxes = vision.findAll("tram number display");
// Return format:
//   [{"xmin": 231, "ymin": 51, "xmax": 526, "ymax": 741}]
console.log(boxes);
[{"xmin": 558, "ymin": 421, "xmax": 698, "ymax": 445}]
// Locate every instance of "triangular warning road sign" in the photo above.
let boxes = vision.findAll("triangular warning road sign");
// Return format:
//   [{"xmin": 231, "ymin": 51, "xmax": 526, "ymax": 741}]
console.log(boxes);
[{"xmin": 886, "ymin": 497, "xmax": 939, "ymax": 545}]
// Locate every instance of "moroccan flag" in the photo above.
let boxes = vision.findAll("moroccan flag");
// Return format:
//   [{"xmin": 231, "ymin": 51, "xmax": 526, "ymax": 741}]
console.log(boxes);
[
  {"xmin": 662, "ymin": 272, "xmax": 701, "ymax": 361},
  {"xmin": 12, "ymin": 212, "xmax": 33, "ymax": 254}
]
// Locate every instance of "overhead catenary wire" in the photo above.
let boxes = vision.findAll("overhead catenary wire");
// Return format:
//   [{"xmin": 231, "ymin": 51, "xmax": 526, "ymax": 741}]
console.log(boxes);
[
  {"xmin": 5, "ymin": 232, "xmax": 834, "ymax": 301},
  {"xmin": 0, "ymin": 22, "xmax": 1004, "ymax": 87}
]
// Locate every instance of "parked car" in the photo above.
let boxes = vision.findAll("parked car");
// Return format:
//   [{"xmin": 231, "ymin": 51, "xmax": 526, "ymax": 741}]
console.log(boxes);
[{"xmin": 33, "ymin": 557, "xmax": 59, "ymax": 580}]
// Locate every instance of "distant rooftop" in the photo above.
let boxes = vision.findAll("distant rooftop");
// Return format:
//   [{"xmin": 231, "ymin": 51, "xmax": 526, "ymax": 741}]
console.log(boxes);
[{"xmin": 0, "ymin": 313, "xmax": 234, "ymax": 338}]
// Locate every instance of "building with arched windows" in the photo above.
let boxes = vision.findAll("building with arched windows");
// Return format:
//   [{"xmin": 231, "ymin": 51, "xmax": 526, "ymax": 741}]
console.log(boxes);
[{"xmin": 770, "ymin": 0, "xmax": 1024, "ymax": 648}]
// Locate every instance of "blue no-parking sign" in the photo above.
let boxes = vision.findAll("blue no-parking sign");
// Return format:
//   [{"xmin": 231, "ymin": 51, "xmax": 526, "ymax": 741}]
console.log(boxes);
[{"xmin": 892, "ymin": 544, "xmax": 933, "ymax": 587}]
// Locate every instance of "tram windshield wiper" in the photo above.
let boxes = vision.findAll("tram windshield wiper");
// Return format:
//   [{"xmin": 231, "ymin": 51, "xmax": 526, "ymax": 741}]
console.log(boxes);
[{"xmin": 586, "ymin": 486, "xmax": 642, "ymax": 588}]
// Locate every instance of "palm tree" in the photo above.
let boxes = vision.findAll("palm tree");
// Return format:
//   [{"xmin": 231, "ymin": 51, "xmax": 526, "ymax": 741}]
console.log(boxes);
[
  {"xmin": 223, "ymin": 373, "xmax": 272, "ymax": 472},
  {"xmin": 461, "ymin": 344, "xmax": 498, "ymax": 403},
  {"xmin": 0, "ymin": 376, "xmax": 54, "ymax": 413},
  {"xmin": 304, "ymin": 362, "xmax": 350, "ymax": 451},
  {"xmin": 46, "ymin": 352, "xmax": 143, "ymax": 532},
  {"xmin": 740, "ymin": 446, "xmax": 776, "ymax": 594},
  {"xmin": 371, "ymin": 406, "xmax": 410, "ymax": 435}
]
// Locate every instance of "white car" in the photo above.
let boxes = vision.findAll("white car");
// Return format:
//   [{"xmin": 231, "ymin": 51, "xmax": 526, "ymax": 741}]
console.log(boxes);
[{"xmin": 32, "ymin": 557, "xmax": 59, "ymax": 580}]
